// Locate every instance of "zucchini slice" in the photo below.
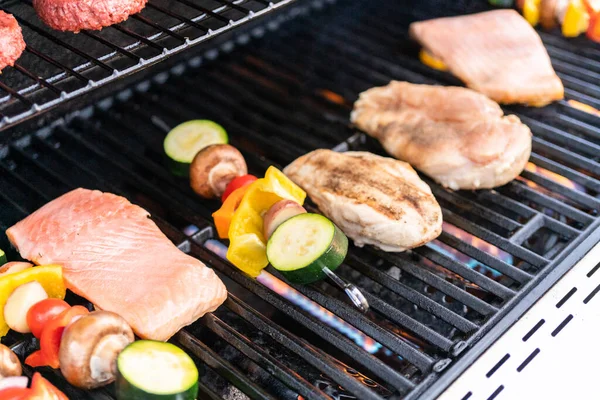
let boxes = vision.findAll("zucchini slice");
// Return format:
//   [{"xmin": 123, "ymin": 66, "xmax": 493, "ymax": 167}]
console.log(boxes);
[
  {"xmin": 267, "ymin": 213, "xmax": 348, "ymax": 284},
  {"xmin": 116, "ymin": 340, "xmax": 199, "ymax": 400},
  {"xmin": 0, "ymin": 249, "xmax": 5, "ymax": 266},
  {"xmin": 164, "ymin": 120, "xmax": 228, "ymax": 176}
]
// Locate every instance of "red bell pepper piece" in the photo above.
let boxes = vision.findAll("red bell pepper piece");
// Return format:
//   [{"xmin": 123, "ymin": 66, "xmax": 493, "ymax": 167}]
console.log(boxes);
[
  {"xmin": 25, "ymin": 350, "xmax": 48, "ymax": 368},
  {"xmin": 587, "ymin": 11, "xmax": 600, "ymax": 42},
  {"xmin": 0, "ymin": 387, "xmax": 31, "ymax": 400},
  {"xmin": 39, "ymin": 306, "xmax": 89, "ymax": 369},
  {"xmin": 583, "ymin": 0, "xmax": 600, "ymax": 14},
  {"xmin": 29, "ymin": 372, "xmax": 68, "ymax": 400}
]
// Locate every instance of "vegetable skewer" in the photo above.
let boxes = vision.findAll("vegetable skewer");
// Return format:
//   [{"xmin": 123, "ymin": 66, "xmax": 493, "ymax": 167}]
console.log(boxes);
[{"xmin": 166, "ymin": 119, "xmax": 370, "ymax": 311}]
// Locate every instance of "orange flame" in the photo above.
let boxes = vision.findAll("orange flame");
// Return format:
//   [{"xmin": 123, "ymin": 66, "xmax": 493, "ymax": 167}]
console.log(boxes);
[
  {"xmin": 568, "ymin": 100, "xmax": 600, "ymax": 117},
  {"xmin": 319, "ymin": 90, "xmax": 347, "ymax": 105},
  {"xmin": 440, "ymin": 223, "xmax": 513, "ymax": 267},
  {"xmin": 523, "ymin": 162, "xmax": 581, "ymax": 191},
  {"xmin": 256, "ymin": 272, "xmax": 381, "ymax": 353},
  {"xmin": 421, "ymin": 222, "xmax": 511, "ymax": 288}
]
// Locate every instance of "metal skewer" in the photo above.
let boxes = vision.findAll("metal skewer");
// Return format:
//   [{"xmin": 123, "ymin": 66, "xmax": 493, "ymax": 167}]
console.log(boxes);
[{"xmin": 322, "ymin": 267, "xmax": 369, "ymax": 313}]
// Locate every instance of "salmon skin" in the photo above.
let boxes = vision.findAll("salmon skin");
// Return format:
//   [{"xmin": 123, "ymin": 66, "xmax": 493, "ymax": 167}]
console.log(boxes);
[
  {"xmin": 409, "ymin": 10, "xmax": 564, "ymax": 106},
  {"xmin": 6, "ymin": 188, "xmax": 227, "ymax": 341}
]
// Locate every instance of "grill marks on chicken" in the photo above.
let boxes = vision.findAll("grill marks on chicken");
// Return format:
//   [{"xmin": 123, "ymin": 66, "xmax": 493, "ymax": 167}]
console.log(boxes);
[
  {"xmin": 351, "ymin": 81, "xmax": 532, "ymax": 190},
  {"xmin": 409, "ymin": 9, "xmax": 564, "ymax": 106},
  {"xmin": 284, "ymin": 150, "xmax": 442, "ymax": 252}
]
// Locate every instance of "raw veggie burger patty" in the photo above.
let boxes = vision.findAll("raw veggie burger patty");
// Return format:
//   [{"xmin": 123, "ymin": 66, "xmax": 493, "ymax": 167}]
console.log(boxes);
[
  {"xmin": 0, "ymin": 11, "xmax": 25, "ymax": 72},
  {"xmin": 33, "ymin": 0, "xmax": 148, "ymax": 32}
]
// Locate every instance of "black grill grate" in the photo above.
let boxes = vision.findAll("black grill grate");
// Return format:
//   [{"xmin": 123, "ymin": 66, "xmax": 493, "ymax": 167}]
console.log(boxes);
[
  {"xmin": 1, "ymin": 0, "xmax": 600, "ymax": 399},
  {"xmin": 0, "ymin": 0, "xmax": 294, "ymax": 130}
]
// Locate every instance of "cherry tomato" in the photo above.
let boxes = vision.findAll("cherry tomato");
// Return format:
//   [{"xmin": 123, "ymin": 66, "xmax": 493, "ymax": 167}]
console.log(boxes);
[
  {"xmin": 40, "ymin": 306, "xmax": 89, "ymax": 369},
  {"xmin": 30, "ymin": 372, "xmax": 68, "ymax": 400},
  {"xmin": 27, "ymin": 299, "xmax": 70, "ymax": 339},
  {"xmin": 221, "ymin": 175, "xmax": 257, "ymax": 202},
  {"xmin": 0, "ymin": 387, "xmax": 31, "ymax": 400}
]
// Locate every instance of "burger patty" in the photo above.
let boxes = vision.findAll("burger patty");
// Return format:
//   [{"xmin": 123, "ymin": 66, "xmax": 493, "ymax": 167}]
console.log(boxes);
[
  {"xmin": 0, "ymin": 11, "xmax": 26, "ymax": 72},
  {"xmin": 33, "ymin": 0, "xmax": 149, "ymax": 32}
]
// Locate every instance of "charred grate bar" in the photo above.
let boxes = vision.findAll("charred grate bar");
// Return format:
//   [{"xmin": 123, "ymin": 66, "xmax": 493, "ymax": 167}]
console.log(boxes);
[
  {"xmin": 1, "ymin": 0, "xmax": 600, "ymax": 399},
  {"xmin": 0, "ymin": 0, "xmax": 298, "ymax": 130}
]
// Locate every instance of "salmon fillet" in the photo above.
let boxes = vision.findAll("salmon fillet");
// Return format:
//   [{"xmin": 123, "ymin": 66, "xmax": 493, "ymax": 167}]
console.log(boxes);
[
  {"xmin": 6, "ymin": 188, "xmax": 227, "ymax": 341},
  {"xmin": 284, "ymin": 150, "xmax": 442, "ymax": 252},
  {"xmin": 351, "ymin": 81, "xmax": 532, "ymax": 190},
  {"xmin": 409, "ymin": 10, "xmax": 564, "ymax": 106}
]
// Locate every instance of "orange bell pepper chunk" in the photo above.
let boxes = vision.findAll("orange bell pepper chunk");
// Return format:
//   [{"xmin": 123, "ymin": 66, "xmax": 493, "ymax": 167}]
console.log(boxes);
[
  {"xmin": 30, "ymin": 372, "xmax": 68, "ymax": 400},
  {"xmin": 212, "ymin": 185, "xmax": 252, "ymax": 239}
]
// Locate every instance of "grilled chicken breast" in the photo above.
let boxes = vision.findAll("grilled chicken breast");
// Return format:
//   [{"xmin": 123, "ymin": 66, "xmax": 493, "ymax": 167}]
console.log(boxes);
[
  {"xmin": 351, "ymin": 81, "xmax": 532, "ymax": 190},
  {"xmin": 409, "ymin": 9, "xmax": 564, "ymax": 106},
  {"xmin": 284, "ymin": 150, "xmax": 442, "ymax": 252},
  {"xmin": 7, "ymin": 188, "xmax": 227, "ymax": 341}
]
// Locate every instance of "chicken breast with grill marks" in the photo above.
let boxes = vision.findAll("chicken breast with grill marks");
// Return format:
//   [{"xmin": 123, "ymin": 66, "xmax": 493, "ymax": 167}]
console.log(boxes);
[
  {"xmin": 351, "ymin": 81, "xmax": 532, "ymax": 190},
  {"xmin": 283, "ymin": 150, "xmax": 442, "ymax": 252}
]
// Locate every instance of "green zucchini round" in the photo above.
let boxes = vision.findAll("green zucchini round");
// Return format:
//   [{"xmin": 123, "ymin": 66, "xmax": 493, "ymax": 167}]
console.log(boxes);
[
  {"xmin": 163, "ymin": 120, "xmax": 228, "ymax": 177},
  {"xmin": 266, "ymin": 213, "xmax": 348, "ymax": 284},
  {"xmin": 116, "ymin": 340, "xmax": 199, "ymax": 400}
]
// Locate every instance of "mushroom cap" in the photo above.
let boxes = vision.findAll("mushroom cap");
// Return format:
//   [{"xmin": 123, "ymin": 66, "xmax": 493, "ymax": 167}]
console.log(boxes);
[
  {"xmin": 540, "ymin": 0, "xmax": 559, "ymax": 29},
  {"xmin": 59, "ymin": 311, "xmax": 134, "ymax": 389},
  {"xmin": 190, "ymin": 144, "xmax": 247, "ymax": 198},
  {"xmin": 0, "ymin": 344, "xmax": 21, "ymax": 378}
]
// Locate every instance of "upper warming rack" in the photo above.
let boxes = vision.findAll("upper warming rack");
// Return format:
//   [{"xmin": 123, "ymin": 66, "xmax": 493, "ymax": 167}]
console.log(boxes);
[{"xmin": 0, "ymin": 0, "xmax": 294, "ymax": 130}]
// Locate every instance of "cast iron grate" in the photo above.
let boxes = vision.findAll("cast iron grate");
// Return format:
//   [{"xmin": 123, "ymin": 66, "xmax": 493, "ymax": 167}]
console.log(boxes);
[
  {"xmin": 0, "ymin": 0, "xmax": 295, "ymax": 130},
  {"xmin": 1, "ymin": 0, "xmax": 600, "ymax": 399}
]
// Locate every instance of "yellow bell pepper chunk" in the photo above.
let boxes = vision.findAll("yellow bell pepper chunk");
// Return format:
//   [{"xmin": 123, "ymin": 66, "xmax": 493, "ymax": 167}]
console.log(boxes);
[
  {"xmin": 212, "ymin": 185, "xmax": 252, "ymax": 239},
  {"xmin": 0, "ymin": 265, "xmax": 66, "ymax": 337},
  {"xmin": 563, "ymin": 0, "xmax": 590, "ymax": 37},
  {"xmin": 264, "ymin": 166, "xmax": 307, "ymax": 204},
  {"xmin": 419, "ymin": 49, "xmax": 448, "ymax": 71},
  {"xmin": 227, "ymin": 166, "xmax": 306, "ymax": 277},
  {"xmin": 523, "ymin": 0, "xmax": 542, "ymax": 26}
]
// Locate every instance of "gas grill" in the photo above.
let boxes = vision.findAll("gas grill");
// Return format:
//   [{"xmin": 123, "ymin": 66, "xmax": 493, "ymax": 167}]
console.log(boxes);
[{"xmin": 1, "ymin": 0, "xmax": 600, "ymax": 399}]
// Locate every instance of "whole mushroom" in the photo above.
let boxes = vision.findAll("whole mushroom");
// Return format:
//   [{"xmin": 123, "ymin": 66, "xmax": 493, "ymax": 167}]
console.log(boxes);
[
  {"xmin": 540, "ymin": 0, "xmax": 559, "ymax": 29},
  {"xmin": 59, "ymin": 311, "xmax": 134, "ymax": 389},
  {"xmin": 190, "ymin": 144, "xmax": 247, "ymax": 199},
  {"xmin": 0, "ymin": 344, "xmax": 22, "ymax": 378}
]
